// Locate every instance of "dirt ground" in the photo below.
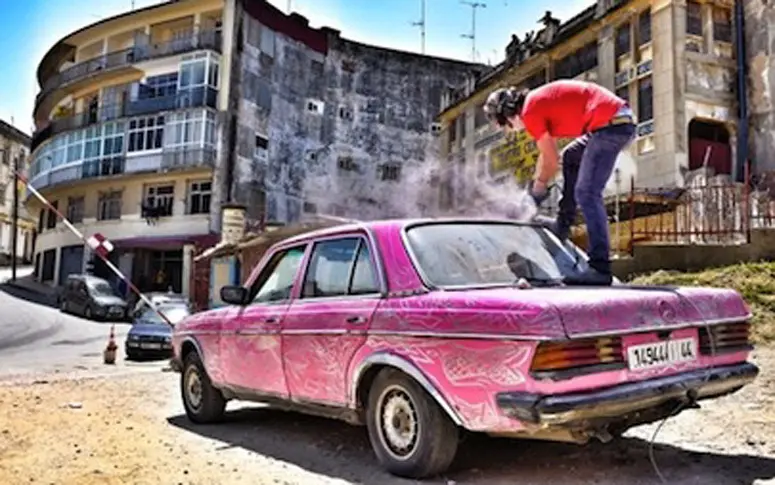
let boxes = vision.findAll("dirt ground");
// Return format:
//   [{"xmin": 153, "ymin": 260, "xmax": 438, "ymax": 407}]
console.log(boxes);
[{"xmin": 0, "ymin": 350, "xmax": 774, "ymax": 485}]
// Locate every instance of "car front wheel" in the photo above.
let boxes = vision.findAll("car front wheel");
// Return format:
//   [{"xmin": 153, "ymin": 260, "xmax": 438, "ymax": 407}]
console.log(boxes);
[
  {"xmin": 181, "ymin": 351, "xmax": 226, "ymax": 424},
  {"xmin": 366, "ymin": 368, "xmax": 459, "ymax": 479}
]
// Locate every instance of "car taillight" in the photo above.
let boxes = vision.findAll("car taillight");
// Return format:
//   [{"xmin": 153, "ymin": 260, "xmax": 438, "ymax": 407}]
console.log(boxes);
[
  {"xmin": 698, "ymin": 321, "xmax": 752, "ymax": 355},
  {"xmin": 530, "ymin": 337, "xmax": 624, "ymax": 376}
]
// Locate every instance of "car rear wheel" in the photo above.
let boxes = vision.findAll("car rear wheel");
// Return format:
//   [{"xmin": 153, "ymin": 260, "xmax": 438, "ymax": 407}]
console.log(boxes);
[
  {"xmin": 181, "ymin": 351, "xmax": 226, "ymax": 424},
  {"xmin": 366, "ymin": 368, "xmax": 459, "ymax": 479}
]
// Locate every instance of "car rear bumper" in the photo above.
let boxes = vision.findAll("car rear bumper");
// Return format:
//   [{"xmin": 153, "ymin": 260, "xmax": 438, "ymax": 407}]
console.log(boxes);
[{"xmin": 496, "ymin": 362, "xmax": 759, "ymax": 426}]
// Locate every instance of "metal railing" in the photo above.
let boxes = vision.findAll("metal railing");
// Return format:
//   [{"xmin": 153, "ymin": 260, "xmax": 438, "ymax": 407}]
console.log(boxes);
[
  {"xmin": 32, "ymin": 86, "xmax": 219, "ymax": 151},
  {"xmin": 36, "ymin": 29, "xmax": 222, "ymax": 107}
]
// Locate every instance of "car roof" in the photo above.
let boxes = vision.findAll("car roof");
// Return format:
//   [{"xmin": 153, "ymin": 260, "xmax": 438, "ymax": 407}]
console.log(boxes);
[{"xmin": 278, "ymin": 217, "xmax": 545, "ymax": 246}]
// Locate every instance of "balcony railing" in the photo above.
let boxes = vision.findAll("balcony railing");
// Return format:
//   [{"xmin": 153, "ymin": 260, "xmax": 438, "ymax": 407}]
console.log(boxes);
[
  {"xmin": 26, "ymin": 147, "xmax": 216, "ymax": 198},
  {"xmin": 31, "ymin": 86, "xmax": 219, "ymax": 151},
  {"xmin": 36, "ymin": 29, "xmax": 222, "ymax": 107}
]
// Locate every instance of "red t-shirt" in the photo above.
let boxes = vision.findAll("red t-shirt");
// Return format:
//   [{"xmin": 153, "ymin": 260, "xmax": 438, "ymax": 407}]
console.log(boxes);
[{"xmin": 520, "ymin": 80, "xmax": 626, "ymax": 139}]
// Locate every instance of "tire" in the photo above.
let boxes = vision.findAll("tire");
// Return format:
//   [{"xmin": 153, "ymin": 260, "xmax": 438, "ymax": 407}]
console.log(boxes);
[
  {"xmin": 84, "ymin": 305, "xmax": 92, "ymax": 319},
  {"xmin": 366, "ymin": 368, "xmax": 459, "ymax": 479},
  {"xmin": 181, "ymin": 351, "xmax": 226, "ymax": 424}
]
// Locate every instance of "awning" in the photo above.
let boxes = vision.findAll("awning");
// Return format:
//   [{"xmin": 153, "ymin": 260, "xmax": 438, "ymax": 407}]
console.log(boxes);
[{"xmin": 115, "ymin": 233, "xmax": 219, "ymax": 250}]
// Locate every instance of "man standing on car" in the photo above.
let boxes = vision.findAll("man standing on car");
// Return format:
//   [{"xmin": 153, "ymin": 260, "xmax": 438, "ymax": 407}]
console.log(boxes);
[{"xmin": 483, "ymin": 79, "xmax": 636, "ymax": 286}]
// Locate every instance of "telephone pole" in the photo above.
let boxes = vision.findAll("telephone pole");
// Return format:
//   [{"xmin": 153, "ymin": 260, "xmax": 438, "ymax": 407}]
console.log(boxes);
[
  {"xmin": 460, "ymin": 1, "xmax": 486, "ymax": 62},
  {"xmin": 11, "ymin": 152, "xmax": 19, "ymax": 282},
  {"xmin": 411, "ymin": 0, "xmax": 426, "ymax": 54}
]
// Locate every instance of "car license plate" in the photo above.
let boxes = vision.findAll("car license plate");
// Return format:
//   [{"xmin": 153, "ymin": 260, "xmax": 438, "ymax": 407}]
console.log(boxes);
[
  {"xmin": 627, "ymin": 338, "xmax": 697, "ymax": 371},
  {"xmin": 140, "ymin": 343, "xmax": 162, "ymax": 350}
]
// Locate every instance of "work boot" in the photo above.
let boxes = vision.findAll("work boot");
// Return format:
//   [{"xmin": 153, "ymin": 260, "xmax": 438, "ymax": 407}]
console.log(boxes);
[{"xmin": 563, "ymin": 266, "xmax": 613, "ymax": 286}]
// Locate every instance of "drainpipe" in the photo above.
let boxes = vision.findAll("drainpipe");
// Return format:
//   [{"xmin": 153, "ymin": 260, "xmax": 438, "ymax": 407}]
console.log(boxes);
[{"xmin": 734, "ymin": 0, "xmax": 749, "ymax": 182}]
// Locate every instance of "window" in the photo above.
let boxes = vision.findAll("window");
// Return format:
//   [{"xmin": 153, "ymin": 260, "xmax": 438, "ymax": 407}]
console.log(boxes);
[
  {"xmin": 404, "ymin": 222, "xmax": 583, "ymax": 287},
  {"xmin": 306, "ymin": 99, "xmax": 324, "ymax": 114},
  {"xmin": 713, "ymin": 8, "xmax": 732, "ymax": 43},
  {"xmin": 139, "ymin": 73, "xmax": 178, "ymax": 99},
  {"xmin": 449, "ymin": 118, "xmax": 458, "ymax": 142},
  {"xmin": 555, "ymin": 42, "xmax": 598, "ymax": 79},
  {"xmin": 380, "ymin": 164, "xmax": 401, "ymax": 181},
  {"xmin": 128, "ymin": 115, "xmax": 165, "ymax": 152},
  {"xmin": 102, "ymin": 121, "xmax": 124, "ymax": 157},
  {"xmin": 638, "ymin": 10, "xmax": 652, "ymax": 46},
  {"xmin": 615, "ymin": 22, "xmax": 631, "ymax": 57},
  {"xmin": 165, "ymin": 110, "xmax": 206, "ymax": 149},
  {"xmin": 687, "ymin": 1, "xmax": 703, "ymax": 37},
  {"xmin": 67, "ymin": 196, "xmax": 84, "ymax": 224},
  {"xmin": 83, "ymin": 126, "xmax": 102, "ymax": 163},
  {"xmin": 337, "ymin": 156, "xmax": 357, "ymax": 172},
  {"xmin": 616, "ymin": 85, "xmax": 630, "ymax": 105},
  {"xmin": 188, "ymin": 180, "xmax": 211, "ymax": 214},
  {"xmin": 66, "ymin": 131, "xmax": 84, "ymax": 163},
  {"xmin": 338, "ymin": 106, "xmax": 353, "ymax": 120},
  {"xmin": 179, "ymin": 52, "xmax": 220, "ymax": 105},
  {"xmin": 301, "ymin": 238, "xmax": 379, "ymax": 298},
  {"xmin": 46, "ymin": 201, "xmax": 58, "ymax": 229},
  {"xmin": 144, "ymin": 184, "xmax": 175, "ymax": 217},
  {"xmin": 255, "ymin": 134, "xmax": 268, "ymax": 159},
  {"xmin": 525, "ymin": 69, "xmax": 546, "ymax": 89},
  {"xmin": 638, "ymin": 76, "xmax": 654, "ymax": 123},
  {"xmin": 251, "ymin": 246, "xmax": 306, "ymax": 304},
  {"xmin": 474, "ymin": 103, "xmax": 488, "ymax": 128},
  {"xmin": 97, "ymin": 191, "xmax": 122, "ymax": 221}
]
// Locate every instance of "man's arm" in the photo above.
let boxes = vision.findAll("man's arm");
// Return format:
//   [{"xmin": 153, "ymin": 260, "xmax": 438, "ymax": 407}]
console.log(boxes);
[{"xmin": 533, "ymin": 133, "xmax": 559, "ymax": 191}]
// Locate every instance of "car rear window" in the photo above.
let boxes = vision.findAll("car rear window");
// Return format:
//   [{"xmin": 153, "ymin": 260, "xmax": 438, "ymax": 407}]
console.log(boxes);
[{"xmin": 404, "ymin": 222, "xmax": 579, "ymax": 288}]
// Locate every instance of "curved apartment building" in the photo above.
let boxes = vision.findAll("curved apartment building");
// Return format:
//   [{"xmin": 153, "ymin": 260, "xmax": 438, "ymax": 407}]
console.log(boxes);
[
  {"xmin": 29, "ymin": 0, "xmax": 225, "ymax": 294},
  {"xmin": 28, "ymin": 0, "xmax": 485, "ymax": 301}
]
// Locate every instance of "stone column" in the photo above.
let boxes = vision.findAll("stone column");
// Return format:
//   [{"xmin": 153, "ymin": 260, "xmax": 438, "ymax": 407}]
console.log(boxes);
[{"xmin": 181, "ymin": 244, "xmax": 194, "ymax": 300}]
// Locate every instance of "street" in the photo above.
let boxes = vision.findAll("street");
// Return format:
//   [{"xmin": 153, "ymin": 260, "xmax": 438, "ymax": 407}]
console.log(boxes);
[{"xmin": 0, "ymin": 267, "xmax": 164, "ymax": 380}]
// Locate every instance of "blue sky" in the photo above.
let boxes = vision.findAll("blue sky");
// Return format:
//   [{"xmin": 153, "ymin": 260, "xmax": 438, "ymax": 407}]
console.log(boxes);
[{"xmin": 0, "ymin": 0, "xmax": 594, "ymax": 135}]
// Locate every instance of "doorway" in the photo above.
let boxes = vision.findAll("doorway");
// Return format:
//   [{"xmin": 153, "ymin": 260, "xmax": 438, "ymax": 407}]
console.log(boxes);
[{"xmin": 688, "ymin": 119, "xmax": 732, "ymax": 175}]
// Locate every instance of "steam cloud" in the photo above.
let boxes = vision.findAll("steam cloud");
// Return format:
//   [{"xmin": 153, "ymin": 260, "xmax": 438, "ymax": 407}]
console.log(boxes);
[{"xmin": 304, "ymin": 151, "xmax": 545, "ymax": 223}]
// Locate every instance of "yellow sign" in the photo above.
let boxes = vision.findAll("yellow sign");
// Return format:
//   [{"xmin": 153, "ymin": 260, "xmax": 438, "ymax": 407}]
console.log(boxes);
[{"xmin": 489, "ymin": 130, "xmax": 572, "ymax": 183}]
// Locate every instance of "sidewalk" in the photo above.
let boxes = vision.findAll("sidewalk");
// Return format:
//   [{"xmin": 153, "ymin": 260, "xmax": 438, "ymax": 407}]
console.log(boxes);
[{"xmin": 0, "ymin": 274, "xmax": 59, "ymax": 308}]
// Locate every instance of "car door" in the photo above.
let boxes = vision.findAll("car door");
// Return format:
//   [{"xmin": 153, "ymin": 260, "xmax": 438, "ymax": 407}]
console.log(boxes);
[
  {"xmin": 220, "ymin": 244, "xmax": 307, "ymax": 398},
  {"xmin": 282, "ymin": 234, "xmax": 383, "ymax": 406}
]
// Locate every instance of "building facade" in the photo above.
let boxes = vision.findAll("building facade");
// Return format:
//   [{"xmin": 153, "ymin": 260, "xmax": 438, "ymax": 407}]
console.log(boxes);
[
  {"xmin": 27, "ymin": 0, "xmax": 483, "ymax": 294},
  {"xmin": 0, "ymin": 120, "xmax": 35, "ymax": 264},
  {"xmin": 435, "ymin": 0, "xmax": 742, "ymax": 212}
]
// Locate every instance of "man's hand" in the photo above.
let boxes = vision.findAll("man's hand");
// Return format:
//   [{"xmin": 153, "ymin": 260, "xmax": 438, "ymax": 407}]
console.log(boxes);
[{"xmin": 528, "ymin": 179, "xmax": 550, "ymax": 206}]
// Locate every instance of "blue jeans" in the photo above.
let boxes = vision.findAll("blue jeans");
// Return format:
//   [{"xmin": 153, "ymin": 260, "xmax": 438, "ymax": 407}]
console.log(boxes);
[{"xmin": 556, "ymin": 123, "xmax": 636, "ymax": 273}]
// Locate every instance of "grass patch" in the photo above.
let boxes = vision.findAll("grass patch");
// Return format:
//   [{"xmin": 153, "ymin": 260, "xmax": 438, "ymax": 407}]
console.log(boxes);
[{"xmin": 631, "ymin": 262, "xmax": 775, "ymax": 344}]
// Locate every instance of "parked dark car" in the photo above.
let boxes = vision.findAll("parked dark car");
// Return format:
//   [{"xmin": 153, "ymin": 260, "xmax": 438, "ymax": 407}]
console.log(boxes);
[
  {"xmin": 58, "ymin": 274, "xmax": 129, "ymax": 321},
  {"xmin": 125, "ymin": 303, "xmax": 191, "ymax": 360}
]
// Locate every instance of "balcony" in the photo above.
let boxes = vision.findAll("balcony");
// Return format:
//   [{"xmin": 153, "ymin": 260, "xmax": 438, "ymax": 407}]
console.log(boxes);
[
  {"xmin": 35, "ymin": 29, "xmax": 222, "ymax": 117},
  {"xmin": 27, "ymin": 147, "xmax": 216, "ymax": 199},
  {"xmin": 31, "ymin": 86, "xmax": 219, "ymax": 152}
]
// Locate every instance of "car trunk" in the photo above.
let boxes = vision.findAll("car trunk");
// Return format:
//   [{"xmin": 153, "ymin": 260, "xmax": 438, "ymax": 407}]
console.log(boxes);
[{"xmin": 534, "ymin": 285, "xmax": 751, "ymax": 338}]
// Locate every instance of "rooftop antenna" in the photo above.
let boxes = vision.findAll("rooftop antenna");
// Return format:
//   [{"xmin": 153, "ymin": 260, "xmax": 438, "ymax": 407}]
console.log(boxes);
[
  {"xmin": 410, "ymin": 0, "xmax": 426, "ymax": 54},
  {"xmin": 461, "ymin": 1, "xmax": 486, "ymax": 62},
  {"xmin": 287, "ymin": 0, "xmax": 292, "ymax": 13}
]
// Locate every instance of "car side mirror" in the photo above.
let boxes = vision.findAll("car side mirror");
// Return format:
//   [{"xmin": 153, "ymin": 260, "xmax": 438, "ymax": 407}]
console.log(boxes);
[{"xmin": 220, "ymin": 285, "xmax": 248, "ymax": 305}]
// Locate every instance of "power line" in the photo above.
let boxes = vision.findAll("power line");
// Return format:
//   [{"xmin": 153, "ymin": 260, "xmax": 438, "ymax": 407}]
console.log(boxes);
[
  {"xmin": 410, "ymin": 0, "xmax": 426, "ymax": 54},
  {"xmin": 460, "ymin": 1, "xmax": 486, "ymax": 62}
]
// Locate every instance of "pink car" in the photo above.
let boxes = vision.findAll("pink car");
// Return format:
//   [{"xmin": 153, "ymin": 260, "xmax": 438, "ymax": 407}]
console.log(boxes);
[{"xmin": 171, "ymin": 218, "xmax": 758, "ymax": 478}]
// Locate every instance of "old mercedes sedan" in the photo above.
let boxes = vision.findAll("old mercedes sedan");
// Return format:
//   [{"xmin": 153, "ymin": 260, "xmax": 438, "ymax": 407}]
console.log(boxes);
[{"xmin": 170, "ymin": 218, "xmax": 758, "ymax": 479}]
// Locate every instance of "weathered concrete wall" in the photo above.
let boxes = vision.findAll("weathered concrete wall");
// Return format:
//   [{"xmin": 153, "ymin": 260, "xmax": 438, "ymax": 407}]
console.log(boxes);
[
  {"xmin": 744, "ymin": 0, "xmax": 775, "ymax": 173},
  {"xmin": 231, "ymin": 4, "xmax": 483, "ymax": 227}
]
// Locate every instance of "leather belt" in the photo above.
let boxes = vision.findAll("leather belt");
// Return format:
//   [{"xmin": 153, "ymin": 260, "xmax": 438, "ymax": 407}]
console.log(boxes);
[{"xmin": 607, "ymin": 114, "xmax": 634, "ymax": 126}]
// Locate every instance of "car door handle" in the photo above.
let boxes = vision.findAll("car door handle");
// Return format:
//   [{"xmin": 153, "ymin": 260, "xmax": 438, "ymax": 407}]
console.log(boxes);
[
  {"xmin": 346, "ymin": 316, "xmax": 366, "ymax": 324},
  {"xmin": 264, "ymin": 317, "xmax": 279, "ymax": 324}
]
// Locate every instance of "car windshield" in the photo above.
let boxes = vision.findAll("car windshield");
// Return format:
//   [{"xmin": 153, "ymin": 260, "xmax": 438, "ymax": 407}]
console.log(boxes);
[
  {"xmin": 404, "ymin": 221, "xmax": 585, "ymax": 288},
  {"xmin": 89, "ymin": 281, "xmax": 116, "ymax": 296},
  {"xmin": 137, "ymin": 305, "xmax": 191, "ymax": 325}
]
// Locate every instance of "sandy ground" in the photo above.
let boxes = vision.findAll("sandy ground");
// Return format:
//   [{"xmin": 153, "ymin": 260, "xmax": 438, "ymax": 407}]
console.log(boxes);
[{"xmin": 0, "ymin": 350, "xmax": 774, "ymax": 485}]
